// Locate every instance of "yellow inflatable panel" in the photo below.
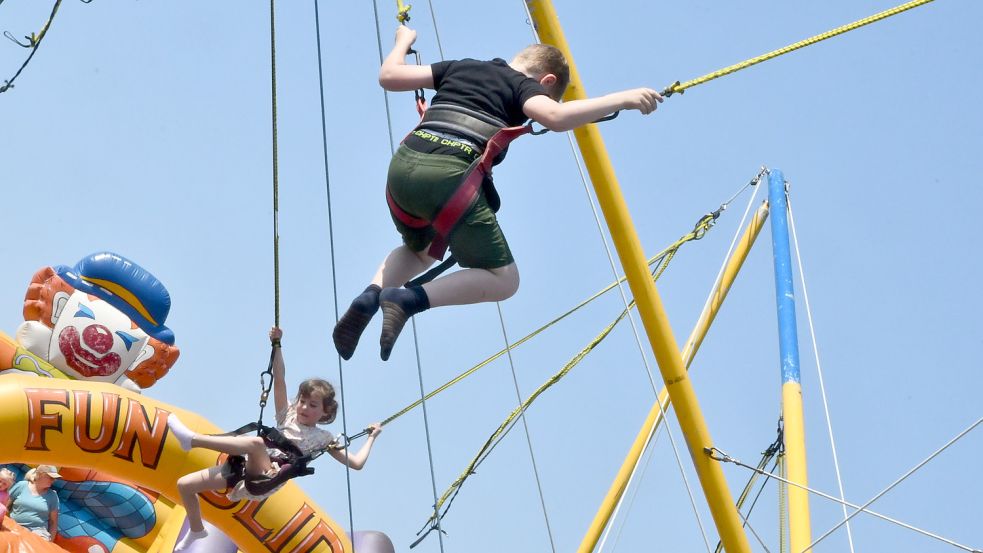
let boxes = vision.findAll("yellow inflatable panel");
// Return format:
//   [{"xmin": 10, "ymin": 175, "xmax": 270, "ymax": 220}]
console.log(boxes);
[{"xmin": 0, "ymin": 371, "xmax": 352, "ymax": 553}]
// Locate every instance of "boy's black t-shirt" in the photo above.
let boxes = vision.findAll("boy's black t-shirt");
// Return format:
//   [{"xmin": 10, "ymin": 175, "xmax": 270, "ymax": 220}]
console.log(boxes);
[
  {"xmin": 400, "ymin": 58, "xmax": 548, "ymax": 212},
  {"xmin": 404, "ymin": 58, "xmax": 547, "ymax": 160},
  {"xmin": 430, "ymin": 58, "xmax": 548, "ymax": 127}
]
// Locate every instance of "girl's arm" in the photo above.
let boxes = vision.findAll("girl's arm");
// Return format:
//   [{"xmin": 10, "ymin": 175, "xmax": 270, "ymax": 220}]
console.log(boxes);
[
  {"xmin": 270, "ymin": 327, "xmax": 289, "ymax": 416},
  {"xmin": 522, "ymin": 88, "xmax": 662, "ymax": 132},
  {"xmin": 328, "ymin": 424, "xmax": 382, "ymax": 470},
  {"xmin": 378, "ymin": 26, "xmax": 434, "ymax": 92}
]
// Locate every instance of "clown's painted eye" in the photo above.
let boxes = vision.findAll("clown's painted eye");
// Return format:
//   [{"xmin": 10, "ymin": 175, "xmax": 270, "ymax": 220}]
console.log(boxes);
[
  {"xmin": 115, "ymin": 331, "xmax": 138, "ymax": 351},
  {"xmin": 74, "ymin": 304, "xmax": 96, "ymax": 320}
]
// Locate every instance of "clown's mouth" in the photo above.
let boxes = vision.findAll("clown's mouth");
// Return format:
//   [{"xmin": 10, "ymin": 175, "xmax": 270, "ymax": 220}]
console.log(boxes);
[{"xmin": 58, "ymin": 325, "xmax": 122, "ymax": 378}]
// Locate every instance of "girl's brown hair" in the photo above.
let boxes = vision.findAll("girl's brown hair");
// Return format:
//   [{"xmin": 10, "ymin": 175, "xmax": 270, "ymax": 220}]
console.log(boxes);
[{"xmin": 297, "ymin": 378, "xmax": 338, "ymax": 424}]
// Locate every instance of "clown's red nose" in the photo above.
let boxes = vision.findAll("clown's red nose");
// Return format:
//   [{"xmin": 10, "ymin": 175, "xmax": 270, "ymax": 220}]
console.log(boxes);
[{"xmin": 83, "ymin": 324, "xmax": 114, "ymax": 354}]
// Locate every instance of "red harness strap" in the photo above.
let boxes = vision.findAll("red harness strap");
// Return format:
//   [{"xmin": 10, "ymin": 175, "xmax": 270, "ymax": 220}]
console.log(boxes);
[{"xmin": 387, "ymin": 124, "xmax": 532, "ymax": 261}]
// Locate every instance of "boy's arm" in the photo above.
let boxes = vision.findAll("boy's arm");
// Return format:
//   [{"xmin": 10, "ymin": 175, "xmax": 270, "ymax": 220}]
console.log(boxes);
[
  {"xmin": 522, "ymin": 88, "xmax": 662, "ymax": 132},
  {"xmin": 378, "ymin": 26, "xmax": 435, "ymax": 92},
  {"xmin": 270, "ymin": 328, "xmax": 288, "ymax": 416}
]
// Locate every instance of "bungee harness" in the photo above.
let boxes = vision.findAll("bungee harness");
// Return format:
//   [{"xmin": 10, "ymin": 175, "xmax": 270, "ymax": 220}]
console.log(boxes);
[
  {"xmin": 216, "ymin": 421, "xmax": 318, "ymax": 497},
  {"xmin": 387, "ymin": 103, "xmax": 534, "ymax": 262}
]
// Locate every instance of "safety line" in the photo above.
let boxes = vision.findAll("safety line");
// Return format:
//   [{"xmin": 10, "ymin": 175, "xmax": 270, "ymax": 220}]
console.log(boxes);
[
  {"xmin": 778, "ymin": 454, "xmax": 788, "ymax": 553},
  {"xmin": 801, "ymin": 416, "xmax": 983, "ymax": 553},
  {"xmin": 663, "ymin": 0, "xmax": 935, "ymax": 97},
  {"xmin": 706, "ymin": 418, "xmax": 983, "ymax": 553},
  {"xmin": 785, "ymin": 186, "xmax": 855, "ymax": 553},
  {"xmin": 597, "ymin": 410, "xmax": 662, "ymax": 551},
  {"xmin": 595, "ymin": 170, "xmax": 765, "ymax": 553},
  {"xmin": 0, "ymin": 0, "xmax": 62, "ymax": 93},
  {"xmin": 378, "ymin": 223, "xmax": 710, "ymax": 429},
  {"xmin": 269, "ymin": 0, "xmax": 280, "ymax": 328},
  {"xmin": 715, "ymin": 423, "xmax": 784, "ymax": 553},
  {"xmin": 372, "ymin": 2, "xmax": 446, "ymax": 551},
  {"xmin": 574, "ymin": 155, "xmax": 712, "ymax": 553},
  {"xmin": 425, "ymin": 0, "xmax": 446, "ymax": 61},
  {"xmin": 712, "ymin": 445, "xmax": 980, "ymax": 552},
  {"xmin": 513, "ymin": 7, "xmax": 653, "ymax": 551},
  {"xmin": 311, "ymin": 0, "xmax": 357, "ymax": 539},
  {"xmin": 416, "ymin": 211, "xmax": 717, "ymax": 540},
  {"xmin": 496, "ymin": 303, "xmax": 558, "ymax": 552}
]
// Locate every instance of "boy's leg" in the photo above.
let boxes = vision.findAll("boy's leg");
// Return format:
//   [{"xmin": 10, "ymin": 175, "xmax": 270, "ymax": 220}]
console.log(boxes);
[
  {"xmin": 422, "ymin": 263, "xmax": 519, "ymax": 307},
  {"xmin": 378, "ymin": 263, "xmax": 518, "ymax": 360},
  {"xmin": 333, "ymin": 246, "xmax": 436, "ymax": 360}
]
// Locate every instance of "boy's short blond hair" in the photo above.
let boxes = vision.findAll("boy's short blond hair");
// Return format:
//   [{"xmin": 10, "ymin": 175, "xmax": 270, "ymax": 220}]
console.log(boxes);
[{"xmin": 513, "ymin": 44, "xmax": 569, "ymax": 101}]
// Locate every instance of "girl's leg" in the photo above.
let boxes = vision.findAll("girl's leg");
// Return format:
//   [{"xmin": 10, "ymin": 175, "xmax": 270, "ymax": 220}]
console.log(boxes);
[
  {"xmin": 175, "ymin": 466, "xmax": 226, "ymax": 534},
  {"xmin": 168, "ymin": 416, "xmax": 273, "ymax": 477},
  {"xmin": 189, "ymin": 435, "xmax": 273, "ymax": 476}
]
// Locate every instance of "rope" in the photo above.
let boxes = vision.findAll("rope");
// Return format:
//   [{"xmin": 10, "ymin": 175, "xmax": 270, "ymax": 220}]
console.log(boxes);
[
  {"xmin": 375, "ymin": 215, "xmax": 715, "ymax": 431},
  {"xmin": 1, "ymin": 0, "xmax": 63, "ymax": 93},
  {"xmin": 662, "ymin": 0, "xmax": 935, "ymax": 97},
  {"xmin": 706, "ymin": 419, "xmax": 983, "ymax": 553},
  {"xmin": 311, "ymin": 0, "xmax": 357, "ymax": 538},
  {"xmin": 373, "ymin": 2, "xmax": 446, "ymax": 551},
  {"xmin": 714, "ymin": 419, "xmax": 784, "ymax": 553},
  {"xmin": 801, "ymin": 417, "xmax": 983, "ymax": 553},
  {"xmin": 778, "ymin": 452, "xmax": 788, "ymax": 553},
  {"xmin": 269, "ymin": 0, "xmax": 281, "ymax": 328},
  {"xmin": 785, "ymin": 185, "xmax": 855, "ymax": 553},
  {"xmin": 412, "ymin": 214, "xmax": 716, "ymax": 543},
  {"xmin": 496, "ymin": 303, "xmax": 557, "ymax": 552}
]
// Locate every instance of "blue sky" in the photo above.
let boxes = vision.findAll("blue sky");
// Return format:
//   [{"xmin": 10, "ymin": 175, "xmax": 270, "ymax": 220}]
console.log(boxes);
[{"xmin": 1, "ymin": 1, "xmax": 980, "ymax": 552}]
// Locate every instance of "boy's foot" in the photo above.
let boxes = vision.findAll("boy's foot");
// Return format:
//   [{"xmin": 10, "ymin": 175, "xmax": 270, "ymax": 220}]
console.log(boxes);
[
  {"xmin": 332, "ymin": 285, "xmax": 382, "ymax": 360},
  {"xmin": 174, "ymin": 529, "xmax": 208, "ymax": 552},
  {"xmin": 167, "ymin": 414, "xmax": 196, "ymax": 451},
  {"xmin": 379, "ymin": 286, "xmax": 430, "ymax": 361}
]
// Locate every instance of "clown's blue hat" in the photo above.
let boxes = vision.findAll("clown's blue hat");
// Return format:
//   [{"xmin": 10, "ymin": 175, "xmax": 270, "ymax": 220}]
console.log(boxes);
[{"xmin": 56, "ymin": 252, "xmax": 175, "ymax": 345}]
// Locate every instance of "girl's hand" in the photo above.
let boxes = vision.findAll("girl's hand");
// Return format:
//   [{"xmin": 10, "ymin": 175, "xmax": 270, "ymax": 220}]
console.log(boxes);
[
  {"xmin": 269, "ymin": 327, "xmax": 283, "ymax": 344},
  {"xmin": 367, "ymin": 423, "xmax": 383, "ymax": 438}
]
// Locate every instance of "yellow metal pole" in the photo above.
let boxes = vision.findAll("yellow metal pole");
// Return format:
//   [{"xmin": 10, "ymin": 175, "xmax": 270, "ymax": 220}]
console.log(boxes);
[
  {"xmin": 524, "ymin": 2, "xmax": 751, "ymax": 551},
  {"xmin": 578, "ymin": 202, "xmax": 770, "ymax": 552}
]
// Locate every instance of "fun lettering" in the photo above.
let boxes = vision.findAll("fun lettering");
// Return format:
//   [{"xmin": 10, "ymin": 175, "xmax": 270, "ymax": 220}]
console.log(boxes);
[{"xmin": 24, "ymin": 388, "xmax": 165, "ymax": 468}]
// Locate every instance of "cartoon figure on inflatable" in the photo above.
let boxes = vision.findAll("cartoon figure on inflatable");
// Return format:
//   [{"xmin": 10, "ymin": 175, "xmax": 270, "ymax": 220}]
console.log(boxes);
[{"xmin": 0, "ymin": 252, "xmax": 393, "ymax": 553}]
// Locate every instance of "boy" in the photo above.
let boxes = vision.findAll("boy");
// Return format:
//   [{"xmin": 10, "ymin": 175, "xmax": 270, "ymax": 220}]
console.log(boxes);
[{"xmin": 333, "ymin": 25, "xmax": 662, "ymax": 361}]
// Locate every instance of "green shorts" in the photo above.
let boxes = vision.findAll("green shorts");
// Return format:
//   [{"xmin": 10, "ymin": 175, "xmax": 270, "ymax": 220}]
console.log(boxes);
[{"xmin": 387, "ymin": 145, "xmax": 513, "ymax": 269}]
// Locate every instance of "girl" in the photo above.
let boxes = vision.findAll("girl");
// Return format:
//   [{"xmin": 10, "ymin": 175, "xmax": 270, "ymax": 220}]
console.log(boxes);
[
  {"xmin": 167, "ymin": 328, "xmax": 382, "ymax": 551},
  {"xmin": 6, "ymin": 465, "xmax": 60, "ymax": 541}
]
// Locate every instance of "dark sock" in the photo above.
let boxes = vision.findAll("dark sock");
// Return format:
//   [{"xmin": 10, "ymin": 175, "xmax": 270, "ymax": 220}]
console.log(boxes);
[
  {"xmin": 332, "ymin": 285, "xmax": 381, "ymax": 360},
  {"xmin": 379, "ymin": 286, "xmax": 430, "ymax": 361}
]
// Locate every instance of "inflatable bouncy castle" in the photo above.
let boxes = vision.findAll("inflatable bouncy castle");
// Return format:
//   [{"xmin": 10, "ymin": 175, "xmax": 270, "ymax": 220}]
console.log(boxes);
[{"xmin": 0, "ymin": 253, "xmax": 360, "ymax": 553}]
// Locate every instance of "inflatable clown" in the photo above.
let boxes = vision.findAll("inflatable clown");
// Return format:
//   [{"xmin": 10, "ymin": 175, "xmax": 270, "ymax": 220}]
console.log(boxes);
[{"xmin": 6, "ymin": 252, "xmax": 179, "ymax": 389}]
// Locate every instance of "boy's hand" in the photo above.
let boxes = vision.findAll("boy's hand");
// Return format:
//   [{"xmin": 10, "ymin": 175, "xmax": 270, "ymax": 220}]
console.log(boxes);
[
  {"xmin": 367, "ymin": 423, "xmax": 383, "ymax": 438},
  {"xmin": 395, "ymin": 26, "xmax": 417, "ymax": 47},
  {"xmin": 620, "ymin": 88, "xmax": 663, "ymax": 115}
]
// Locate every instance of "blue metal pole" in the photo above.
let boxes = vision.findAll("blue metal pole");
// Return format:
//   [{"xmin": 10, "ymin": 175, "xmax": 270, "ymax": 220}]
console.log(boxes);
[
  {"xmin": 769, "ymin": 169, "xmax": 801, "ymax": 385},
  {"xmin": 768, "ymin": 168, "xmax": 812, "ymax": 548}
]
